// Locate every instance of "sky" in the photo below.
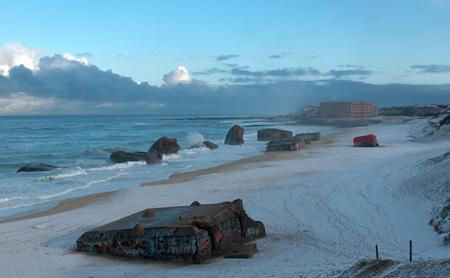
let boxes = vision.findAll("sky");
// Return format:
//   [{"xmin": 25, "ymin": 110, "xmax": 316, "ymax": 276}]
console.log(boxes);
[{"xmin": 0, "ymin": 0, "xmax": 450, "ymax": 114}]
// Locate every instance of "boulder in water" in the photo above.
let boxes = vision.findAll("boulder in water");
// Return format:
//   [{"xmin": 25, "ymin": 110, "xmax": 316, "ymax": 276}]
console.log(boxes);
[
  {"xmin": 148, "ymin": 137, "xmax": 180, "ymax": 155},
  {"xmin": 224, "ymin": 125, "xmax": 244, "ymax": 145},
  {"xmin": 203, "ymin": 140, "xmax": 218, "ymax": 149},
  {"xmin": 257, "ymin": 128, "xmax": 293, "ymax": 141},
  {"xmin": 17, "ymin": 163, "xmax": 58, "ymax": 173},
  {"xmin": 110, "ymin": 150, "xmax": 161, "ymax": 164},
  {"xmin": 190, "ymin": 140, "xmax": 218, "ymax": 149}
]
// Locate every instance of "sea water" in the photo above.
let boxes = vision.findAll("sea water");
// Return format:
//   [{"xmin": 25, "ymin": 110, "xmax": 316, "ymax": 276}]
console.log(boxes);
[{"xmin": 0, "ymin": 115, "xmax": 333, "ymax": 217}]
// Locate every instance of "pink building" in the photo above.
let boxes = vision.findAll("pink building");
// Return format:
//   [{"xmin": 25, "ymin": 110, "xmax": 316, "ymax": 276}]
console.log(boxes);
[{"xmin": 320, "ymin": 101, "xmax": 378, "ymax": 118}]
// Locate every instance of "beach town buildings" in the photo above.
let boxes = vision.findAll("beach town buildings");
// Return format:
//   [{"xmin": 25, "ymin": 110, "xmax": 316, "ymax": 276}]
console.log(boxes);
[
  {"xmin": 378, "ymin": 104, "xmax": 447, "ymax": 116},
  {"xmin": 319, "ymin": 101, "xmax": 378, "ymax": 119}
]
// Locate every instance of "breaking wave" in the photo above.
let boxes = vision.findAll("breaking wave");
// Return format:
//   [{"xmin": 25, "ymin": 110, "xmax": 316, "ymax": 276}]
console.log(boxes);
[
  {"xmin": 40, "ymin": 168, "xmax": 87, "ymax": 181},
  {"xmin": 186, "ymin": 131, "xmax": 205, "ymax": 146},
  {"xmin": 88, "ymin": 161, "xmax": 147, "ymax": 171},
  {"xmin": 0, "ymin": 196, "xmax": 28, "ymax": 204},
  {"xmin": 36, "ymin": 173, "xmax": 124, "ymax": 200}
]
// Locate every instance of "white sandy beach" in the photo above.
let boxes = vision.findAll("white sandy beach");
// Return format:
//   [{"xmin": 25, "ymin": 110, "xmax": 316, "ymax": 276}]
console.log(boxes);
[{"xmin": 0, "ymin": 119, "xmax": 449, "ymax": 277}]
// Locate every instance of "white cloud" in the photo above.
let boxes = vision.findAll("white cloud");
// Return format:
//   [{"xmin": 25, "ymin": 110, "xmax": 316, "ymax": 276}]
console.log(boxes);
[
  {"xmin": 63, "ymin": 53, "xmax": 90, "ymax": 66},
  {"xmin": 38, "ymin": 54, "xmax": 92, "ymax": 71},
  {"xmin": 0, "ymin": 43, "xmax": 92, "ymax": 76},
  {"xmin": 163, "ymin": 66, "xmax": 192, "ymax": 85},
  {"xmin": 0, "ymin": 43, "xmax": 40, "ymax": 76}
]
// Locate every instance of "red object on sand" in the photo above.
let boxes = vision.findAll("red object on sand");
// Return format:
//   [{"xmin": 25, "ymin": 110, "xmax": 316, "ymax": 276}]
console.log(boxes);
[{"xmin": 353, "ymin": 134, "xmax": 379, "ymax": 147}]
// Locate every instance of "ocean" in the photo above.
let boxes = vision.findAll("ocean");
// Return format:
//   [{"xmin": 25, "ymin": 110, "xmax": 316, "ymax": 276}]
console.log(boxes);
[{"xmin": 0, "ymin": 115, "xmax": 332, "ymax": 218}]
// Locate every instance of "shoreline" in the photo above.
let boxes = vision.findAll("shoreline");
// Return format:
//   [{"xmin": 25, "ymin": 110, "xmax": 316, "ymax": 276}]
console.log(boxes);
[
  {"xmin": 0, "ymin": 190, "xmax": 116, "ymax": 224},
  {"xmin": 0, "ymin": 127, "xmax": 347, "ymax": 224}
]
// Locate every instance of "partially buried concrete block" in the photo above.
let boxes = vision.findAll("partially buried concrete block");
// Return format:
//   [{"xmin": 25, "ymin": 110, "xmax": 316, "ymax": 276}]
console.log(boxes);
[
  {"xmin": 295, "ymin": 132, "xmax": 321, "ymax": 141},
  {"xmin": 266, "ymin": 136, "xmax": 308, "ymax": 152},
  {"xmin": 76, "ymin": 199, "xmax": 265, "ymax": 263}
]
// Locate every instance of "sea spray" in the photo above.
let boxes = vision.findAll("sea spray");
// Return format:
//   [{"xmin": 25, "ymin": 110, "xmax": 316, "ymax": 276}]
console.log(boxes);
[{"xmin": 186, "ymin": 131, "xmax": 205, "ymax": 147}]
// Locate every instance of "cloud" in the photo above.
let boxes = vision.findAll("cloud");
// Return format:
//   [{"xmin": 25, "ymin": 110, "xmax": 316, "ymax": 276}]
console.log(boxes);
[
  {"xmin": 268, "ymin": 54, "xmax": 282, "ymax": 59},
  {"xmin": 37, "ymin": 54, "xmax": 90, "ymax": 71},
  {"xmin": 0, "ymin": 44, "xmax": 449, "ymax": 115},
  {"xmin": 0, "ymin": 92, "xmax": 56, "ymax": 114},
  {"xmin": 229, "ymin": 66, "xmax": 321, "ymax": 81},
  {"xmin": 0, "ymin": 43, "xmax": 40, "ymax": 76},
  {"xmin": 163, "ymin": 66, "xmax": 192, "ymax": 85},
  {"xmin": 268, "ymin": 52, "xmax": 290, "ymax": 59},
  {"xmin": 192, "ymin": 67, "xmax": 228, "ymax": 76},
  {"xmin": 0, "ymin": 43, "xmax": 90, "ymax": 76},
  {"xmin": 338, "ymin": 64, "xmax": 368, "ymax": 70},
  {"xmin": 63, "ymin": 53, "xmax": 90, "ymax": 66},
  {"xmin": 215, "ymin": 54, "xmax": 239, "ymax": 62},
  {"xmin": 410, "ymin": 64, "xmax": 450, "ymax": 73},
  {"xmin": 326, "ymin": 69, "xmax": 372, "ymax": 78}
]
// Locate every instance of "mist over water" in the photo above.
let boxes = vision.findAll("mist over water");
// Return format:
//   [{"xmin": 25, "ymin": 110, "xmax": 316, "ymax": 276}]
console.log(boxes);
[{"xmin": 0, "ymin": 115, "xmax": 333, "ymax": 217}]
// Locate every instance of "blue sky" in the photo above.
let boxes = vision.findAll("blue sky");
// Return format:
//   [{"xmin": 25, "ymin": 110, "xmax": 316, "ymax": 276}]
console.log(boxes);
[{"xmin": 2, "ymin": 0, "xmax": 450, "ymax": 85}]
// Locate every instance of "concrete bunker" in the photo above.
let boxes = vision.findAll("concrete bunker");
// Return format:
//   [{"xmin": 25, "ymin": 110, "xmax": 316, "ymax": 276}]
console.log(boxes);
[{"xmin": 76, "ymin": 199, "xmax": 265, "ymax": 263}]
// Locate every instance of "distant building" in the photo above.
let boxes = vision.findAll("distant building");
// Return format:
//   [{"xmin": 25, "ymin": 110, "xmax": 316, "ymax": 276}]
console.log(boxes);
[
  {"xmin": 320, "ymin": 101, "xmax": 378, "ymax": 118},
  {"xmin": 412, "ymin": 105, "xmax": 445, "ymax": 116},
  {"xmin": 379, "ymin": 104, "xmax": 446, "ymax": 116}
]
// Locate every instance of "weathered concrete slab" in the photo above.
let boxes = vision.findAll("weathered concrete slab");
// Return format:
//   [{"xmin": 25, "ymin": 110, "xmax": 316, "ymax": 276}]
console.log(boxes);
[
  {"xmin": 223, "ymin": 243, "xmax": 257, "ymax": 259},
  {"xmin": 295, "ymin": 132, "xmax": 321, "ymax": 141},
  {"xmin": 76, "ymin": 199, "xmax": 265, "ymax": 263},
  {"xmin": 266, "ymin": 136, "xmax": 307, "ymax": 152},
  {"xmin": 257, "ymin": 128, "xmax": 293, "ymax": 141}
]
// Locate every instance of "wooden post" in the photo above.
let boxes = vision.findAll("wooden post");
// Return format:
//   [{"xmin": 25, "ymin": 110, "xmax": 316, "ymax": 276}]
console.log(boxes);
[
  {"xmin": 375, "ymin": 245, "xmax": 379, "ymax": 260},
  {"xmin": 409, "ymin": 240, "xmax": 412, "ymax": 262}
]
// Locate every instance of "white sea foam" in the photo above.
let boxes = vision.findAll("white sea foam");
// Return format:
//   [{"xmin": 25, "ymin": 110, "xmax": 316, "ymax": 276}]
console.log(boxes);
[
  {"xmin": 187, "ymin": 146, "xmax": 210, "ymax": 154},
  {"xmin": 36, "ymin": 173, "xmax": 124, "ymax": 200},
  {"xmin": 186, "ymin": 131, "xmax": 205, "ymax": 146},
  {"xmin": 162, "ymin": 153, "xmax": 181, "ymax": 160},
  {"xmin": 0, "ymin": 200, "xmax": 36, "ymax": 211},
  {"xmin": 0, "ymin": 196, "xmax": 28, "ymax": 204},
  {"xmin": 133, "ymin": 122, "xmax": 149, "ymax": 126},
  {"xmin": 39, "ymin": 168, "xmax": 87, "ymax": 181},
  {"xmin": 88, "ymin": 161, "xmax": 146, "ymax": 171}
]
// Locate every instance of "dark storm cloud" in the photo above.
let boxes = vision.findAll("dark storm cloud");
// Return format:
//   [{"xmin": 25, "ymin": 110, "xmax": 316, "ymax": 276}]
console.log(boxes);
[
  {"xmin": 214, "ymin": 54, "xmax": 239, "ymax": 62},
  {"xmin": 338, "ymin": 64, "xmax": 368, "ymax": 69},
  {"xmin": 410, "ymin": 64, "xmax": 450, "ymax": 73},
  {"xmin": 1, "ymin": 54, "xmax": 450, "ymax": 115},
  {"xmin": 327, "ymin": 69, "xmax": 372, "ymax": 78},
  {"xmin": 230, "ymin": 67, "xmax": 321, "ymax": 78},
  {"xmin": 192, "ymin": 67, "xmax": 228, "ymax": 76},
  {"xmin": 268, "ymin": 52, "xmax": 290, "ymax": 59},
  {"xmin": 268, "ymin": 54, "xmax": 283, "ymax": 59}
]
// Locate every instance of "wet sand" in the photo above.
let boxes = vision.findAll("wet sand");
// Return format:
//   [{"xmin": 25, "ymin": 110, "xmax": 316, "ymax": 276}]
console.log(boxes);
[{"xmin": 0, "ymin": 190, "xmax": 116, "ymax": 224}]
